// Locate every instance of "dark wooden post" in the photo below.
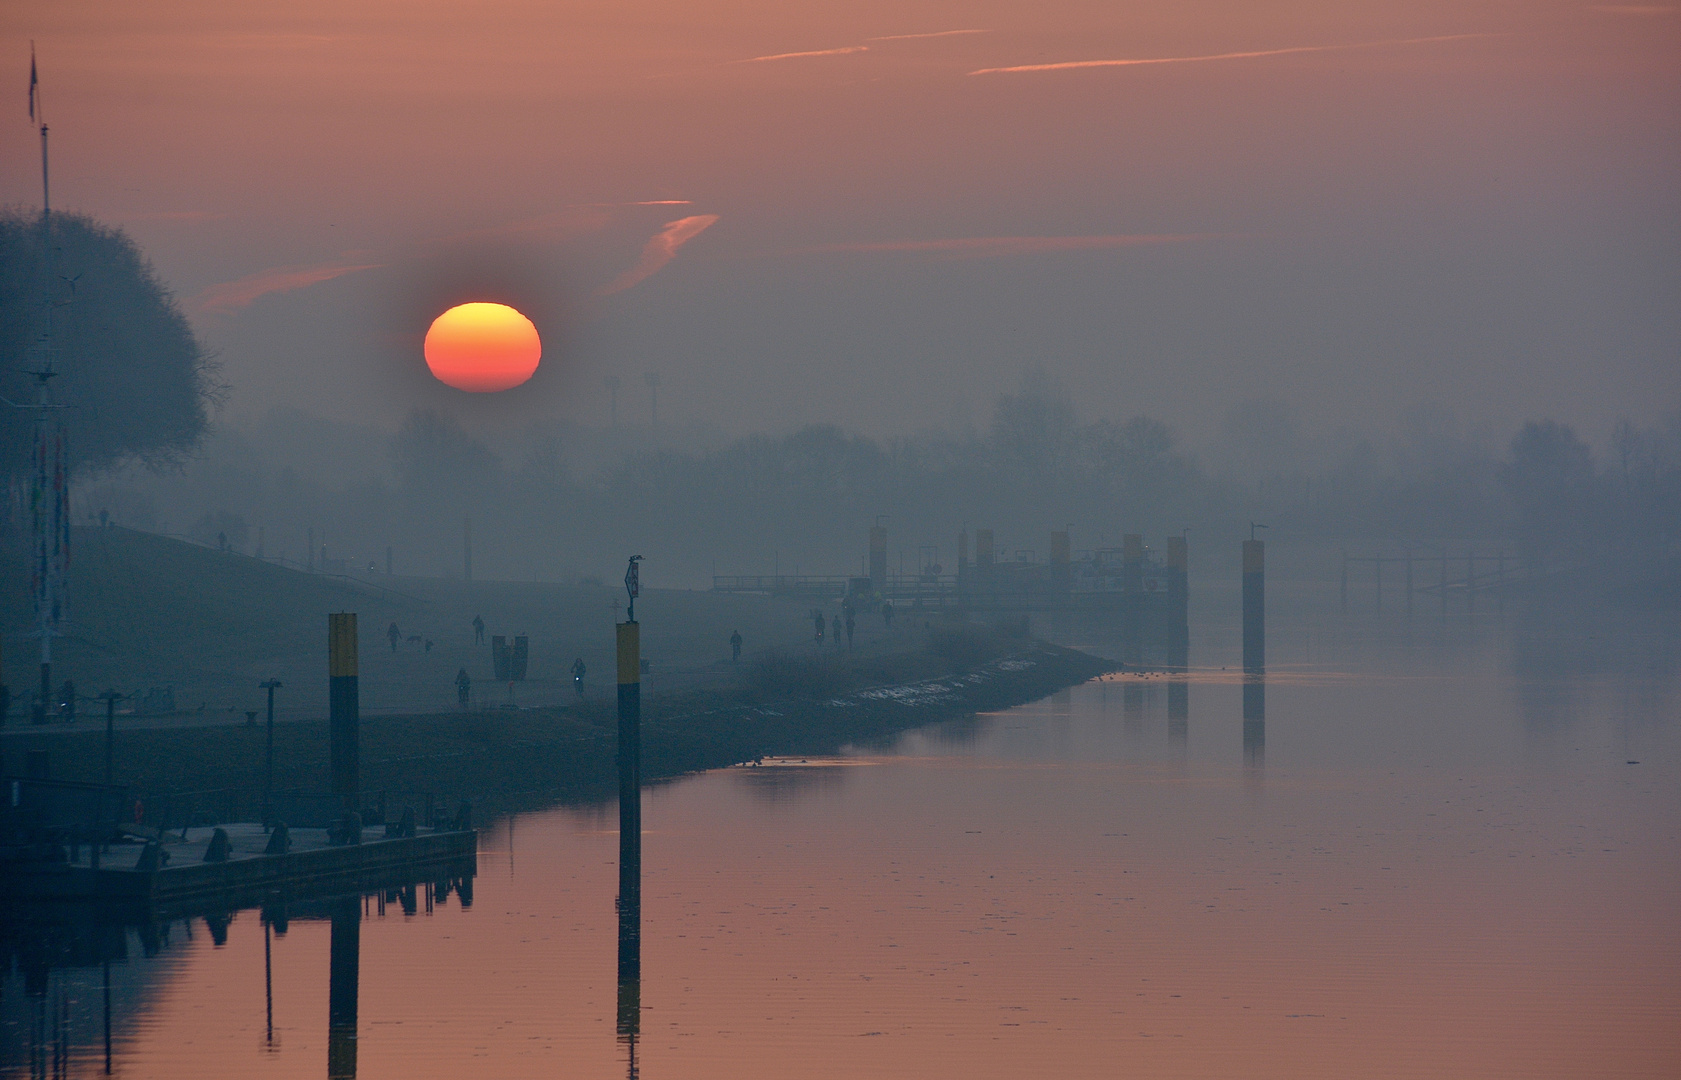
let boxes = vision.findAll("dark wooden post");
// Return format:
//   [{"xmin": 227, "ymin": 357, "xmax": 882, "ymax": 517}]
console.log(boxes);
[
  {"xmin": 328, "ymin": 614, "xmax": 358, "ymax": 813},
  {"xmin": 617, "ymin": 617, "xmax": 641, "ymax": 982}
]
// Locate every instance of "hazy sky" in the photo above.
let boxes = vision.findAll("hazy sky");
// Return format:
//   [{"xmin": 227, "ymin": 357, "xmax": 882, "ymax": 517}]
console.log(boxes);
[{"xmin": 3, "ymin": 1, "xmax": 1676, "ymax": 444}]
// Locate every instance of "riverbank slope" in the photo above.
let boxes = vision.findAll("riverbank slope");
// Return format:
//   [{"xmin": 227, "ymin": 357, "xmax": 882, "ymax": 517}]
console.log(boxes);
[{"xmin": 5, "ymin": 628, "xmax": 1111, "ymax": 822}]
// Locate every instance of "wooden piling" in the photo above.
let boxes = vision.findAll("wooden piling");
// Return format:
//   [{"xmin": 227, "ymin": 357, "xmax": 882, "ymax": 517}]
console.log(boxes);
[
  {"xmin": 327, "ymin": 614, "xmax": 358, "ymax": 812},
  {"xmin": 1242, "ymin": 539, "xmax": 1264, "ymax": 675},
  {"xmin": 1123, "ymin": 534, "xmax": 1144, "ymax": 666},
  {"xmin": 617, "ymin": 619, "xmax": 642, "ymax": 981}
]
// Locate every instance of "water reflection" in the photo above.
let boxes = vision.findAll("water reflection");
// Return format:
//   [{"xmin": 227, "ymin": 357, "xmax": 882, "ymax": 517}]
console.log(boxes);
[
  {"xmin": 0, "ymin": 861, "xmax": 474, "ymax": 1077},
  {"xmin": 328, "ymin": 897, "xmax": 359, "ymax": 1080},
  {"xmin": 1242, "ymin": 673, "xmax": 1265, "ymax": 770},
  {"xmin": 731, "ymin": 761, "xmax": 848, "ymax": 805}
]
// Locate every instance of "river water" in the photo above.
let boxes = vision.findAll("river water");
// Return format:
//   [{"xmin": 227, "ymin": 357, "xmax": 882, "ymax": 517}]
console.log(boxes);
[{"xmin": 5, "ymin": 587, "xmax": 1679, "ymax": 1078}]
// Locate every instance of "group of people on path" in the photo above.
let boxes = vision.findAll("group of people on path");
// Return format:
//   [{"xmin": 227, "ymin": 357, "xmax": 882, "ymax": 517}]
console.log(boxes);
[
  {"xmin": 813, "ymin": 601, "xmax": 883, "ymax": 649},
  {"xmin": 455, "ymin": 614, "xmax": 588, "ymax": 707}
]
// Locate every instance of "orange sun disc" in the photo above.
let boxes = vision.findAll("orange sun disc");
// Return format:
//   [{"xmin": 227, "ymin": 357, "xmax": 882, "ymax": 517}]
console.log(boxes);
[{"xmin": 423, "ymin": 302, "xmax": 541, "ymax": 392}]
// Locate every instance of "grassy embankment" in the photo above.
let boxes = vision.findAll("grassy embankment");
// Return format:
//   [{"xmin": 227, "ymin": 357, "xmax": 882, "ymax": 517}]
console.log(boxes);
[{"xmin": 7, "ymin": 625, "xmax": 1111, "ymax": 822}]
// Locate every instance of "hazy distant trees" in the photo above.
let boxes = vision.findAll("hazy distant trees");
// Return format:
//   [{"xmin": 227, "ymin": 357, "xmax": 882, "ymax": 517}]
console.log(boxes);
[
  {"xmin": 0, "ymin": 209, "xmax": 217, "ymax": 478},
  {"xmin": 1497, "ymin": 421, "xmax": 1597, "ymax": 561}
]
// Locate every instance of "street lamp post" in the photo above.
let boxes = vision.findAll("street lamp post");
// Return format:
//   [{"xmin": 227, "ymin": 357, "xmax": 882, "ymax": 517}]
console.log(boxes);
[
  {"xmin": 98, "ymin": 690, "xmax": 122, "ymax": 788},
  {"xmin": 260, "ymin": 679, "xmax": 283, "ymax": 828}
]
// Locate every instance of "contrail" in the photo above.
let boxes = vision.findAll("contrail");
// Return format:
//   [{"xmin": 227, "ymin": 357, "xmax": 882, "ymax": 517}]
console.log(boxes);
[
  {"xmin": 868, "ymin": 29, "xmax": 990, "ymax": 42},
  {"xmin": 599, "ymin": 215, "xmax": 721, "ymax": 295},
  {"xmin": 804, "ymin": 233, "xmax": 1211, "ymax": 257},
  {"xmin": 192, "ymin": 260, "xmax": 382, "ymax": 314},
  {"xmin": 734, "ymin": 45, "xmax": 869, "ymax": 64},
  {"xmin": 969, "ymin": 34, "xmax": 1490, "ymax": 75}
]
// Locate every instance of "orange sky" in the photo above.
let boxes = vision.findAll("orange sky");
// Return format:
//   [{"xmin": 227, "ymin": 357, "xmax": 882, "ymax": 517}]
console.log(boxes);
[{"xmin": 1, "ymin": 1, "xmax": 1676, "ymax": 437}]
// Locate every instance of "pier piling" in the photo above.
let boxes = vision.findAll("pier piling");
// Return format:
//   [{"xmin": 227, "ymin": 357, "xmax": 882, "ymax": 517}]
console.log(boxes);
[
  {"xmin": 617, "ymin": 617, "xmax": 642, "ymax": 982},
  {"xmin": 328, "ymin": 614, "xmax": 359, "ymax": 815},
  {"xmin": 1242, "ymin": 535, "xmax": 1265, "ymax": 767}
]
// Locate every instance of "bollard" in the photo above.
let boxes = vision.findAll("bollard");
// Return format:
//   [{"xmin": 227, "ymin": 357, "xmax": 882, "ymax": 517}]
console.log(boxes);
[
  {"xmin": 1242, "ymin": 537, "xmax": 1265, "ymax": 767},
  {"xmin": 328, "ymin": 614, "xmax": 358, "ymax": 815},
  {"xmin": 1167, "ymin": 535, "xmax": 1189, "ymax": 747},
  {"xmin": 617, "ymin": 617, "xmax": 641, "ymax": 982},
  {"xmin": 1166, "ymin": 536, "xmax": 1189, "ymax": 662},
  {"xmin": 869, "ymin": 525, "xmax": 888, "ymax": 589},
  {"xmin": 1122, "ymin": 534, "xmax": 1144, "ymax": 666},
  {"xmin": 1242, "ymin": 539, "xmax": 1264, "ymax": 675}
]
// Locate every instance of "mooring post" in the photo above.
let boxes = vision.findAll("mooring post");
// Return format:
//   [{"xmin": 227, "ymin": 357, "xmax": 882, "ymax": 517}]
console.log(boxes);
[
  {"xmin": 99, "ymin": 690, "xmax": 119, "ymax": 787},
  {"xmin": 327, "ymin": 614, "xmax": 358, "ymax": 816},
  {"xmin": 1242, "ymin": 532, "xmax": 1265, "ymax": 676},
  {"xmin": 1242, "ymin": 529, "xmax": 1266, "ymax": 766},
  {"xmin": 1164, "ymin": 535, "xmax": 1190, "ymax": 748},
  {"xmin": 618, "ymin": 556, "xmax": 644, "ymax": 985},
  {"xmin": 1122, "ymin": 533, "xmax": 1144, "ymax": 666}
]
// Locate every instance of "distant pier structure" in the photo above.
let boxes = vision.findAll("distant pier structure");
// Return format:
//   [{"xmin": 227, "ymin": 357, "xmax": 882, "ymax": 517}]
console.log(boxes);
[{"xmin": 714, "ymin": 523, "xmax": 1188, "ymax": 626}]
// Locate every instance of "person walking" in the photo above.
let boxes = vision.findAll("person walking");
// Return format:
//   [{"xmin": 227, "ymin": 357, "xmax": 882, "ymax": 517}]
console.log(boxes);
[
  {"xmin": 845, "ymin": 609, "xmax": 856, "ymax": 648},
  {"xmin": 730, "ymin": 629, "xmax": 743, "ymax": 663},
  {"xmin": 472, "ymin": 615, "xmax": 485, "ymax": 645},
  {"xmin": 882, "ymin": 600, "xmax": 894, "ymax": 630},
  {"xmin": 814, "ymin": 610, "xmax": 826, "ymax": 645},
  {"xmin": 387, "ymin": 621, "xmax": 402, "ymax": 653},
  {"xmin": 571, "ymin": 657, "xmax": 587, "ymax": 696},
  {"xmin": 455, "ymin": 668, "xmax": 471, "ymax": 707}
]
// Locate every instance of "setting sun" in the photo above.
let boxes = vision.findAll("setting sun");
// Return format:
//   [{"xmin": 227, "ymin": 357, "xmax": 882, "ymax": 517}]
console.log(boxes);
[{"xmin": 423, "ymin": 302, "xmax": 541, "ymax": 392}]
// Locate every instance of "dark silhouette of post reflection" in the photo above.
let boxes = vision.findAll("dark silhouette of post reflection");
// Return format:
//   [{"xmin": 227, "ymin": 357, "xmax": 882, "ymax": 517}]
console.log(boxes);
[
  {"xmin": 328, "ymin": 896, "xmax": 359, "ymax": 1080},
  {"xmin": 1242, "ymin": 673, "xmax": 1265, "ymax": 768}
]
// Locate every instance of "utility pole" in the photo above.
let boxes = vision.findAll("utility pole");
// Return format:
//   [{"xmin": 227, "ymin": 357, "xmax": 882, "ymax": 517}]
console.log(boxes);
[{"xmin": 15, "ymin": 51, "xmax": 68, "ymax": 726}]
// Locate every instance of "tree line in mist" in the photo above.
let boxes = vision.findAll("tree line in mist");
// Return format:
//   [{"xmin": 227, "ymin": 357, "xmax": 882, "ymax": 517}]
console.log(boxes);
[
  {"xmin": 72, "ymin": 384, "xmax": 1681, "ymax": 588},
  {"xmin": 3, "ymin": 209, "xmax": 1675, "ymax": 588}
]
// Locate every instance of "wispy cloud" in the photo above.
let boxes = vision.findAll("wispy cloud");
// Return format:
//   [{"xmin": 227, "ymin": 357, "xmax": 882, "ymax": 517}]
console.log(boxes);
[
  {"xmin": 1587, "ymin": 4, "xmax": 1676, "ymax": 13},
  {"xmin": 734, "ymin": 45, "xmax": 869, "ymax": 64},
  {"xmin": 118, "ymin": 209, "xmax": 227, "ymax": 223},
  {"xmin": 969, "ymin": 34, "xmax": 1490, "ymax": 75},
  {"xmin": 191, "ymin": 258, "xmax": 382, "ymax": 314},
  {"xmin": 803, "ymin": 233, "xmax": 1211, "ymax": 258},
  {"xmin": 598, "ymin": 215, "xmax": 721, "ymax": 295},
  {"xmin": 435, "ymin": 201, "xmax": 695, "ymax": 244},
  {"xmin": 868, "ymin": 29, "xmax": 991, "ymax": 42}
]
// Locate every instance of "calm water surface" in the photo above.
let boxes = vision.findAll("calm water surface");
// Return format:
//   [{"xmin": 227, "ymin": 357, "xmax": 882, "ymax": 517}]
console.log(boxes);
[{"xmin": 6, "ymin": 593, "xmax": 1679, "ymax": 1078}]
